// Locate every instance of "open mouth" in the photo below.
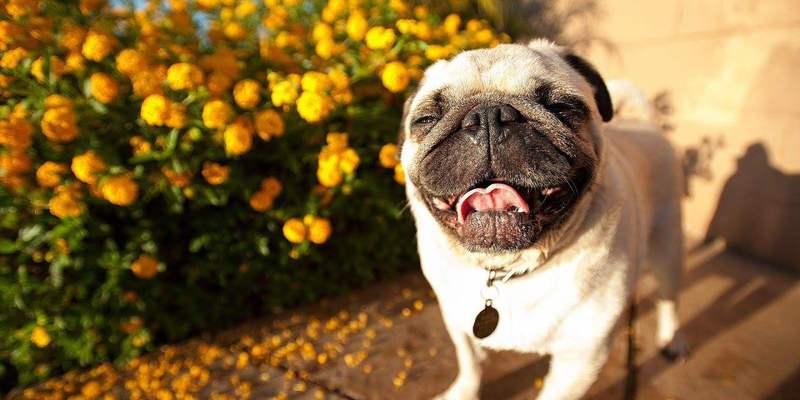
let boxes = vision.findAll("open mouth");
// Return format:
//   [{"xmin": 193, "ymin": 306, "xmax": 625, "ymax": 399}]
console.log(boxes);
[{"xmin": 423, "ymin": 169, "xmax": 592, "ymax": 250}]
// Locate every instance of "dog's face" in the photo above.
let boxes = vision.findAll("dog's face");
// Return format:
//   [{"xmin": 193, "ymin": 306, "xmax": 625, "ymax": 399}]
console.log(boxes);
[{"xmin": 400, "ymin": 41, "xmax": 613, "ymax": 253}]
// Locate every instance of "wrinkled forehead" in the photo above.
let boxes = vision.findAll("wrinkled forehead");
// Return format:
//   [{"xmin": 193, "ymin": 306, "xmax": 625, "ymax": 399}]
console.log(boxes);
[{"xmin": 410, "ymin": 44, "xmax": 587, "ymax": 112}]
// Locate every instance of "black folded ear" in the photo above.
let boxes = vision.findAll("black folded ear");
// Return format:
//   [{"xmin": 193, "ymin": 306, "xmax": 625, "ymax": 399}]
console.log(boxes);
[{"xmin": 561, "ymin": 53, "xmax": 614, "ymax": 122}]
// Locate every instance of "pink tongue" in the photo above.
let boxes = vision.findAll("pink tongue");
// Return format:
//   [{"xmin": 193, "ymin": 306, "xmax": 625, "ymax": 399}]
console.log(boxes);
[{"xmin": 456, "ymin": 183, "xmax": 530, "ymax": 223}]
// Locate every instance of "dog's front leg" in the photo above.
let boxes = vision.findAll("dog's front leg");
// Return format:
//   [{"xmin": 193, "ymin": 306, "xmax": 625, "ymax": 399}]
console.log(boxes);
[
  {"xmin": 434, "ymin": 315, "xmax": 484, "ymax": 400},
  {"xmin": 536, "ymin": 346, "xmax": 609, "ymax": 400}
]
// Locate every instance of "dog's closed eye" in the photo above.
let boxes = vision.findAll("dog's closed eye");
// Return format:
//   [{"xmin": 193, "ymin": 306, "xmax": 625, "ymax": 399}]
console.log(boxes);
[
  {"xmin": 413, "ymin": 115, "xmax": 439, "ymax": 125},
  {"xmin": 545, "ymin": 97, "xmax": 589, "ymax": 130}
]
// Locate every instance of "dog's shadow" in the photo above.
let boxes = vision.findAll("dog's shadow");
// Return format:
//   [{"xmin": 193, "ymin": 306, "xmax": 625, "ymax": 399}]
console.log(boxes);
[{"xmin": 480, "ymin": 353, "xmax": 550, "ymax": 399}]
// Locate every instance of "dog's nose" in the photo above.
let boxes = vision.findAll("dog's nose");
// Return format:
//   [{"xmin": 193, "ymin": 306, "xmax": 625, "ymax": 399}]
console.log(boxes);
[{"xmin": 461, "ymin": 104, "xmax": 523, "ymax": 145}]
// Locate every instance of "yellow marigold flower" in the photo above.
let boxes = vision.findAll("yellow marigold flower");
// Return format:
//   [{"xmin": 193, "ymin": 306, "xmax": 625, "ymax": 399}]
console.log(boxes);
[
  {"xmin": 80, "ymin": 381, "xmax": 101, "ymax": 398},
  {"xmin": 140, "ymin": 94, "xmax": 171, "ymax": 126},
  {"xmin": 365, "ymin": 27, "xmax": 396, "ymax": 50},
  {"xmin": 317, "ymin": 164, "xmax": 342, "ymax": 188},
  {"xmin": 413, "ymin": 5, "xmax": 428, "ymax": 18},
  {"xmin": 202, "ymin": 100, "xmax": 234, "ymax": 129},
  {"xmin": 425, "ymin": 45, "xmax": 452, "ymax": 61},
  {"xmin": 201, "ymin": 162, "xmax": 230, "ymax": 185},
  {"xmin": 0, "ymin": 47, "xmax": 28, "ymax": 69},
  {"xmin": 394, "ymin": 164, "xmax": 405, "ymax": 184},
  {"xmin": 207, "ymin": 72, "xmax": 233, "ymax": 96},
  {"xmin": 326, "ymin": 132, "xmax": 348, "ymax": 150},
  {"xmin": 116, "ymin": 48, "xmax": 147, "ymax": 76},
  {"xmin": 260, "ymin": 176, "xmax": 282, "ymax": 196},
  {"xmin": 101, "ymin": 174, "xmax": 139, "ymax": 206},
  {"xmin": 413, "ymin": 21, "xmax": 432, "ymax": 40},
  {"xmin": 255, "ymin": 109, "xmax": 284, "ymax": 140},
  {"xmin": 82, "ymin": 30, "xmax": 116, "ymax": 62},
  {"xmin": 0, "ymin": 117, "xmax": 32, "ymax": 149},
  {"xmin": 162, "ymin": 166, "xmax": 191, "ymax": 188},
  {"xmin": 71, "ymin": 151, "xmax": 106, "ymax": 185},
  {"xmin": 197, "ymin": 0, "xmax": 218, "ymax": 10},
  {"xmin": 262, "ymin": 6, "xmax": 288, "ymax": 30},
  {"xmin": 59, "ymin": 24, "xmax": 86, "ymax": 52},
  {"xmin": 0, "ymin": 21, "xmax": 20, "ymax": 51},
  {"xmin": 301, "ymin": 71, "xmax": 332, "ymax": 93},
  {"xmin": 129, "ymin": 136, "xmax": 152, "ymax": 156},
  {"xmin": 390, "ymin": 0, "xmax": 408, "ymax": 14},
  {"xmin": 395, "ymin": 19, "xmax": 415, "ymax": 35},
  {"xmin": 282, "ymin": 218, "xmax": 307, "ymax": 244},
  {"xmin": 31, "ymin": 326, "xmax": 51, "ymax": 348},
  {"xmin": 381, "ymin": 61, "xmax": 409, "ymax": 93},
  {"xmin": 89, "ymin": 72, "xmax": 119, "ymax": 103},
  {"xmin": 271, "ymin": 80, "xmax": 299, "ymax": 107},
  {"xmin": 131, "ymin": 67, "xmax": 166, "ymax": 97},
  {"xmin": 131, "ymin": 254, "xmax": 159, "ymax": 279},
  {"xmin": 327, "ymin": 69, "xmax": 349, "ymax": 91},
  {"xmin": 223, "ymin": 116, "xmax": 254, "ymax": 155},
  {"xmin": 306, "ymin": 216, "xmax": 332, "ymax": 245},
  {"xmin": 233, "ymin": 79, "xmax": 261, "ymax": 109},
  {"xmin": 475, "ymin": 28, "xmax": 494, "ymax": 45},
  {"xmin": 44, "ymin": 94, "xmax": 72, "ymax": 110},
  {"xmin": 379, "ymin": 143, "xmax": 399, "ymax": 168},
  {"xmin": 49, "ymin": 187, "xmax": 84, "ymax": 219},
  {"xmin": 201, "ymin": 47, "xmax": 241, "ymax": 76},
  {"xmin": 274, "ymin": 31, "xmax": 301, "ymax": 49},
  {"xmin": 234, "ymin": 0, "xmax": 256, "ymax": 17},
  {"xmin": 166, "ymin": 102, "xmax": 187, "ymax": 128},
  {"xmin": 296, "ymin": 91, "xmax": 333, "ymax": 123},
  {"xmin": 443, "ymin": 14, "xmax": 461, "ymax": 36},
  {"xmin": 166, "ymin": 62, "xmax": 204, "ymax": 91},
  {"xmin": 466, "ymin": 19, "xmax": 482, "ymax": 32},
  {"xmin": 36, "ymin": 162, "xmax": 68, "ymax": 188},
  {"xmin": 64, "ymin": 52, "xmax": 85, "ymax": 73},
  {"xmin": 41, "ymin": 107, "xmax": 79, "ymax": 143},
  {"xmin": 0, "ymin": 151, "xmax": 30, "ymax": 174},
  {"xmin": 249, "ymin": 190, "xmax": 274, "ymax": 212},
  {"xmin": 315, "ymin": 38, "xmax": 343, "ymax": 60},
  {"xmin": 321, "ymin": 0, "xmax": 345, "ymax": 22},
  {"xmin": 5, "ymin": 0, "xmax": 36, "ymax": 17},
  {"xmin": 346, "ymin": 12, "xmax": 368, "ymax": 41},
  {"xmin": 312, "ymin": 23, "xmax": 333, "ymax": 42},
  {"xmin": 339, "ymin": 148, "xmax": 360, "ymax": 174},
  {"xmin": 0, "ymin": 74, "xmax": 13, "ymax": 89},
  {"xmin": 31, "ymin": 57, "xmax": 65, "ymax": 82},
  {"xmin": 223, "ymin": 21, "xmax": 247, "ymax": 40}
]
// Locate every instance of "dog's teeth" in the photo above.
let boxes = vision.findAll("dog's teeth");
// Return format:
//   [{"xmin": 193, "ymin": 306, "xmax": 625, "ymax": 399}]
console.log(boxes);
[{"xmin": 433, "ymin": 197, "xmax": 452, "ymax": 210}]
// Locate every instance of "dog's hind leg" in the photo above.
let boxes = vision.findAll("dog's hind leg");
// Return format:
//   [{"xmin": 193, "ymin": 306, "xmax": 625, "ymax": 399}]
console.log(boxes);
[{"xmin": 648, "ymin": 204, "xmax": 690, "ymax": 361}]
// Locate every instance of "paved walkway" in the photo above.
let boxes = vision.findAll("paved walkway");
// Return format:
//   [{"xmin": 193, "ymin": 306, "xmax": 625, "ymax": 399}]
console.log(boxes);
[{"xmin": 8, "ymin": 240, "xmax": 800, "ymax": 399}]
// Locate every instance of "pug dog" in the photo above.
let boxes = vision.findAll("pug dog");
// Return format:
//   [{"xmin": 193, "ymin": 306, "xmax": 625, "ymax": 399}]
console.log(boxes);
[{"xmin": 399, "ymin": 40, "xmax": 688, "ymax": 400}]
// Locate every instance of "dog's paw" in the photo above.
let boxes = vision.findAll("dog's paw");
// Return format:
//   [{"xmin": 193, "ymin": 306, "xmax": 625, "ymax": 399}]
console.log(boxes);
[
  {"xmin": 659, "ymin": 331, "xmax": 690, "ymax": 362},
  {"xmin": 433, "ymin": 381, "xmax": 480, "ymax": 400}
]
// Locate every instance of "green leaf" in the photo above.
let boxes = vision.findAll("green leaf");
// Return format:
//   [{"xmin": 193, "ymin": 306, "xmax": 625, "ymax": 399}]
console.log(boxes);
[{"xmin": 0, "ymin": 239, "xmax": 17, "ymax": 254}]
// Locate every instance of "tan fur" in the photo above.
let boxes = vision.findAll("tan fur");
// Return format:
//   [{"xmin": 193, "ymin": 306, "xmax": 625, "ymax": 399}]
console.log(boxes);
[{"xmin": 400, "ymin": 41, "xmax": 687, "ymax": 400}]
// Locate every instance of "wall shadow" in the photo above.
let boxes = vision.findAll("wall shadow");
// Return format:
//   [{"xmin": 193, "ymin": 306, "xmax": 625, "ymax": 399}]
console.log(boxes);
[{"xmin": 705, "ymin": 143, "xmax": 800, "ymax": 270}]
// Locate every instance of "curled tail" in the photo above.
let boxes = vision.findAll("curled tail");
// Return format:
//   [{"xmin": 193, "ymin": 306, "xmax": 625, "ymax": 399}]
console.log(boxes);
[{"xmin": 606, "ymin": 80, "xmax": 655, "ymax": 123}]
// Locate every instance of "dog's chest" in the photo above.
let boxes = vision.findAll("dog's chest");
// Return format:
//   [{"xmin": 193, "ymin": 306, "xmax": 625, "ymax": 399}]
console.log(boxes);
[{"xmin": 425, "ymin": 253, "xmax": 596, "ymax": 353}]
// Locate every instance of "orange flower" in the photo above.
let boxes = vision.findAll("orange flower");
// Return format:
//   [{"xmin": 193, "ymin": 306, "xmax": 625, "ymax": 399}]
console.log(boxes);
[
  {"xmin": 201, "ymin": 162, "xmax": 230, "ymax": 185},
  {"xmin": 131, "ymin": 255, "xmax": 159, "ymax": 279},
  {"xmin": 100, "ymin": 174, "xmax": 139, "ymax": 206},
  {"xmin": 36, "ymin": 162, "xmax": 67, "ymax": 188}
]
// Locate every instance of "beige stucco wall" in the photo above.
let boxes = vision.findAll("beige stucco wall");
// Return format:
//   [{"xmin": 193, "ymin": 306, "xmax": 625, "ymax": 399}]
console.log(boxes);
[{"xmin": 567, "ymin": 0, "xmax": 800, "ymax": 267}]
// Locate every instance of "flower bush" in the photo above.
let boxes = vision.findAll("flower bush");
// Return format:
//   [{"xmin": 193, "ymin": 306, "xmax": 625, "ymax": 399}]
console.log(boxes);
[{"xmin": 0, "ymin": 0, "xmax": 508, "ymax": 388}]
